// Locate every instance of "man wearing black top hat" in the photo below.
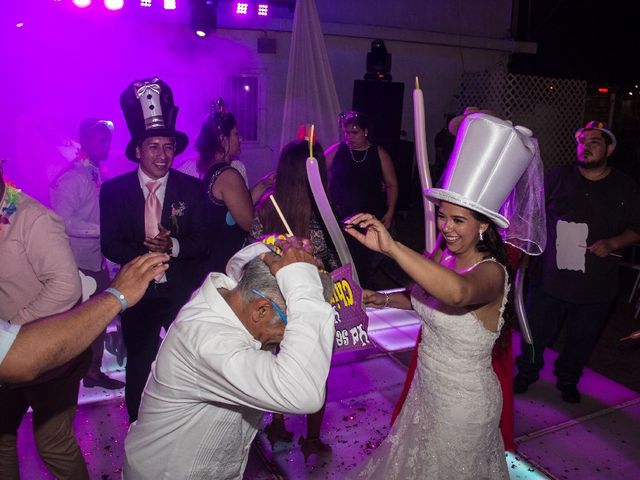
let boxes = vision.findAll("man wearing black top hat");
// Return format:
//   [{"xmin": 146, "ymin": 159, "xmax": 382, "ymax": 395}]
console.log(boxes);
[{"xmin": 100, "ymin": 77, "xmax": 209, "ymax": 422}]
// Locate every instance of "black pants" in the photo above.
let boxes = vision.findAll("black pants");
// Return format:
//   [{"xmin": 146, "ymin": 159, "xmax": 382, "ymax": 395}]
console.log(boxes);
[
  {"xmin": 0, "ymin": 350, "xmax": 91, "ymax": 479},
  {"xmin": 121, "ymin": 283, "xmax": 184, "ymax": 423},
  {"xmin": 515, "ymin": 284, "xmax": 611, "ymax": 387}
]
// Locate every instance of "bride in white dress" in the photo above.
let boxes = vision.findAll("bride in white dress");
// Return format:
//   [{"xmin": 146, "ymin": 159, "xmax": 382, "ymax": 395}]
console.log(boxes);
[
  {"xmin": 342, "ymin": 113, "xmax": 541, "ymax": 479},
  {"xmin": 345, "ymin": 204, "xmax": 510, "ymax": 480}
]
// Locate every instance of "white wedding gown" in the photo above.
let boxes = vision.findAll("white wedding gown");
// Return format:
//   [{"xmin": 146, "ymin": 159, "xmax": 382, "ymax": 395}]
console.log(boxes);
[{"xmin": 355, "ymin": 259, "xmax": 510, "ymax": 479}]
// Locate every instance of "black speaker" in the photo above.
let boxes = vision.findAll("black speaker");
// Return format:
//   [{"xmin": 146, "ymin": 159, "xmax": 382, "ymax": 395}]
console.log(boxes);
[
  {"xmin": 378, "ymin": 139, "xmax": 417, "ymax": 212},
  {"xmin": 352, "ymin": 80, "xmax": 404, "ymax": 142}
]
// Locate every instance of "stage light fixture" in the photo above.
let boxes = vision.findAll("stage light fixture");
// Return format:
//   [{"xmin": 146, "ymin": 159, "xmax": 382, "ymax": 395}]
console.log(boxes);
[
  {"xmin": 164, "ymin": 0, "xmax": 177, "ymax": 9},
  {"xmin": 190, "ymin": 0, "xmax": 218, "ymax": 37},
  {"xmin": 104, "ymin": 0, "xmax": 124, "ymax": 10},
  {"xmin": 141, "ymin": 0, "xmax": 152, "ymax": 7},
  {"xmin": 73, "ymin": 0, "xmax": 92, "ymax": 7},
  {"xmin": 365, "ymin": 39, "xmax": 392, "ymax": 81},
  {"xmin": 235, "ymin": 2, "xmax": 248, "ymax": 15},
  {"xmin": 258, "ymin": 3, "xmax": 269, "ymax": 16}
]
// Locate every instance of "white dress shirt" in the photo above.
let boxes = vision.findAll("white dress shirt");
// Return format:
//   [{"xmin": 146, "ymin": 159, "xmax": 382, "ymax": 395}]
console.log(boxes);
[{"xmin": 123, "ymin": 262, "xmax": 335, "ymax": 479}]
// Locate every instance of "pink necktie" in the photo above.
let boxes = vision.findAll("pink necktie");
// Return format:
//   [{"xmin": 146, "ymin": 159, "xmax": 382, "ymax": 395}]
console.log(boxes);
[{"xmin": 145, "ymin": 181, "xmax": 161, "ymax": 239}]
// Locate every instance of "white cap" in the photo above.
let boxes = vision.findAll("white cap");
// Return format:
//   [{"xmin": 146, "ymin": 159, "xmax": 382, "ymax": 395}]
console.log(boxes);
[{"xmin": 225, "ymin": 243, "xmax": 272, "ymax": 282}]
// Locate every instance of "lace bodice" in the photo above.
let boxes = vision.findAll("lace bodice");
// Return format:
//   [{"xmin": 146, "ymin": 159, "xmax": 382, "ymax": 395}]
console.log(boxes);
[{"xmin": 411, "ymin": 258, "xmax": 509, "ymax": 373}]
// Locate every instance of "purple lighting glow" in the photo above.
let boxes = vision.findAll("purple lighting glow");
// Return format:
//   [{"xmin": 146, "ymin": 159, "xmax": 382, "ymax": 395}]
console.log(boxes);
[
  {"xmin": 235, "ymin": 2, "xmax": 248, "ymax": 15},
  {"xmin": 104, "ymin": 0, "xmax": 124, "ymax": 10},
  {"xmin": 257, "ymin": 4, "xmax": 268, "ymax": 16}
]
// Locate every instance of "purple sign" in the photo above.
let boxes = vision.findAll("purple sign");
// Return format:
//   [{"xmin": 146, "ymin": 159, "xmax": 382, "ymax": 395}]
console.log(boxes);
[{"xmin": 329, "ymin": 264, "xmax": 370, "ymax": 351}]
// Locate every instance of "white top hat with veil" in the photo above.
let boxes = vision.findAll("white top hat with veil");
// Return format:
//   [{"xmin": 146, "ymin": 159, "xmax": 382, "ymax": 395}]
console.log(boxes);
[{"xmin": 425, "ymin": 113, "xmax": 545, "ymax": 256}]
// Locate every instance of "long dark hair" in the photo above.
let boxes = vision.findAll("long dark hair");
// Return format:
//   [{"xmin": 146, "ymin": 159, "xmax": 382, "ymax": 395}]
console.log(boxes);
[
  {"xmin": 255, "ymin": 140, "xmax": 327, "ymax": 238},
  {"xmin": 195, "ymin": 111, "xmax": 237, "ymax": 176},
  {"xmin": 470, "ymin": 210, "xmax": 515, "ymax": 349}
]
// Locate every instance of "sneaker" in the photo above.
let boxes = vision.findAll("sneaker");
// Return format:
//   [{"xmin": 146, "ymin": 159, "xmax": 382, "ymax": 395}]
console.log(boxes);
[
  {"xmin": 83, "ymin": 372, "xmax": 125, "ymax": 390},
  {"xmin": 513, "ymin": 374, "xmax": 536, "ymax": 394},
  {"xmin": 557, "ymin": 383, "xmax": 581, "ymax": 403}
]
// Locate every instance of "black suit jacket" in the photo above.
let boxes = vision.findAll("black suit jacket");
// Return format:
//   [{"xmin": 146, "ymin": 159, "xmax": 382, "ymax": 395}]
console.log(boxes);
[{"xmin": 100, "ymin": 169, "xmax": 209, "ymax": 300}]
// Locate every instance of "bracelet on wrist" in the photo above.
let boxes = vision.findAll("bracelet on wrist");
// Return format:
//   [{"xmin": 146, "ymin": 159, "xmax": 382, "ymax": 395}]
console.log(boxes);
[
  {"xmin": 104, "ymin": 287, "xmax": 128, "ymax": 313},
  {"xmin": 383, "ymin": 292, "xmax": 391, "ymax": 309}
]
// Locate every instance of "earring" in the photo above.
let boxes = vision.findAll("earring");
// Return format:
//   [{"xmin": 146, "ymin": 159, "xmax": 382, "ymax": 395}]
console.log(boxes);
[{"xmin": 479, "ymin": 230, "xmax": 484, "ymax": 241}]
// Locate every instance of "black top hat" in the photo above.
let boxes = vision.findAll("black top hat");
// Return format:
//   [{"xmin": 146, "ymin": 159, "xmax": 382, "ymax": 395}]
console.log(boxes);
[{"xmin": 120, "ymin": 77, "xmax": 189, "ymax": 161}]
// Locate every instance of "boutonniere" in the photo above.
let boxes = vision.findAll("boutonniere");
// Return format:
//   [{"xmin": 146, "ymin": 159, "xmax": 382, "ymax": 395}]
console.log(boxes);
[
  {"xmin": 170, "ymin": 201, "xmax": 187, "ymax": 233},
  {"xmin": 0, "ymin": 184, "xmax": 21, "ymax": 240}
]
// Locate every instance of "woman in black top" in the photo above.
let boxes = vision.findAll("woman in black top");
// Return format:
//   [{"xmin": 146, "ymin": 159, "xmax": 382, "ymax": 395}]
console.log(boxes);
[
  {"xmin": 325, "ymin": 111, "xmax": 399, "ymax": 286},
  {"xmin": 196, "ymin": 110, "xmax": 270, "ymax": 273}
]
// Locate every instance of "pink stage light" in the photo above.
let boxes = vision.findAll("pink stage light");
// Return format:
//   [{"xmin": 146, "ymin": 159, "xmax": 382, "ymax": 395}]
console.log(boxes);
[
  {"xmin": 73, "ymin": 0, "xmax": 92, "ymax": 8},
  {"xmin": 257, "ymin": 4, "xmax": 269, "ymax": 16},
  {"xmin": 141, "ymin": 0, "xmax": 153, "ymax": 7},
  {"xmin": 104, "ymin": 0, "xmax": 124, "ymax": 10},
  {"xmin": 164, "ymin": 0, "xmax": 177, "ymax": 9},
  {"xmin": 235, "ymin": 2, "xmax": 248, "ymax": 15}
]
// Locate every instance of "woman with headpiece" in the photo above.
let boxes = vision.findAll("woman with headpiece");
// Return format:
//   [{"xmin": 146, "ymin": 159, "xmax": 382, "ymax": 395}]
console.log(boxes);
[
  {"xmin": 324, "ymin": 111, "xmax": 399, "ymax": 287},
  {"xmin": 250, "ymin": 138, "xmax": 338, "ymax": 460},
  {"xmin": 345, "ymin": 114, "xmax": 542, "ymax": 479},
  {"xmin": 391, "ymin": 107, "xmax": 534, "ymax": 453},
  {"xmin": 196, "ymin": 106, "xmax": 271, "ymax": 273}
]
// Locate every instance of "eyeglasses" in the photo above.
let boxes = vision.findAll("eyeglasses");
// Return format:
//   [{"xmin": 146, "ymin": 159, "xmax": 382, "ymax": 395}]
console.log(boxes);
[{"xmin": 252, "ymin": 289, "xmax": 287, "ymax": 325}]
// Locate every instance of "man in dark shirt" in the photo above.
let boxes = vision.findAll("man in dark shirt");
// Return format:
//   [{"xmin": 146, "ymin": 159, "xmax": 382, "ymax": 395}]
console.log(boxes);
[{"xmin": 514, "ymin": 121, "xmax": 640, "ymax": 403}]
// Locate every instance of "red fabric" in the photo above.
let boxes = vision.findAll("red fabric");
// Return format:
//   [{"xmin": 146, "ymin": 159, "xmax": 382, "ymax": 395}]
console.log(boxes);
[
  {"xmin": 390, "ymin": 337, "xmax": 419, "ymax": 425},
  {"xmin": 492, "ymin": 328, "xmax": 515, "ymax": 451}
]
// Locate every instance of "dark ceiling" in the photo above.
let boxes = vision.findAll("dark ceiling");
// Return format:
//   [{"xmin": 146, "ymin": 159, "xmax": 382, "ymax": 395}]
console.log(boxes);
[{"xmin": 510, "ymin": 0, "xmax": 639, "ymax": 85}]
